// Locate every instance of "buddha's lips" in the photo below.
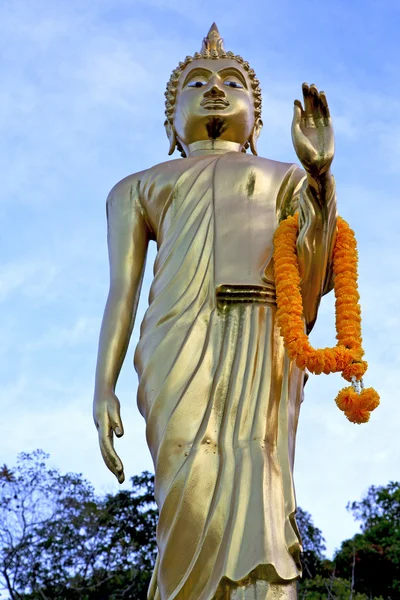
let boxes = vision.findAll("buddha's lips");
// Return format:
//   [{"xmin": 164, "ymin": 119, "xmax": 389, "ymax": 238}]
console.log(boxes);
[{"xmin": 201, "ymin": 99, "xmax": 229, "ymax": 109}]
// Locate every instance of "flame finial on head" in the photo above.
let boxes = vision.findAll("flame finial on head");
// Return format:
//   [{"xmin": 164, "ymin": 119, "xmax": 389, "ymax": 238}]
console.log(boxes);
[{"xmin": 200, "ymin": 23, "xmax": 226, "ymax": 57}]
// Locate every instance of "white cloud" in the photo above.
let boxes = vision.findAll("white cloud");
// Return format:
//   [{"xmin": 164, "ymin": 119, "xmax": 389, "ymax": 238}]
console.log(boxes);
[
  {"xmin": 26, "ymin": 316, "xmax": 99, "ymax": 350},
  {"xmin": 0, "ymin": 260, "xmax": 58, "ymax": 301}
]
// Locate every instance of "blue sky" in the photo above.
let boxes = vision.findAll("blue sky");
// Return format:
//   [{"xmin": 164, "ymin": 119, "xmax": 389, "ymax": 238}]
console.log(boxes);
[{"xmin": 1, "ymin": 0, "xmax": 400, "ymax": 559}]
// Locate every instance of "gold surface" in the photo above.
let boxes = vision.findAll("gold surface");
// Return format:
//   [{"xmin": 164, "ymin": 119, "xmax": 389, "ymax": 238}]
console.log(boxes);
[{"xmin": 93, "ymin": 24, "xmax": 337, "ymax": 600}]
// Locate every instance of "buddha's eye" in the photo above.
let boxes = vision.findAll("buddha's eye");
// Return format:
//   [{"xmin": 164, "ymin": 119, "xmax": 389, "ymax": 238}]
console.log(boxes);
[
  {"xmin": 187, "ymin": 80, "xmax": 206, "ymax": 88},
  {"xmin": 224, "ymin": 80, "xmax": 243, "ymax": 89}
]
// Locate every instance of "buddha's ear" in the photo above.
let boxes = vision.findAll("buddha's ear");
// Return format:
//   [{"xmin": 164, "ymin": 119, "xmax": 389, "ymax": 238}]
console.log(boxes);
[
  {"xmin": 164, "ymin": 119, "xmax": 177, "ymax": 155},
  {"xmin": 249, "ymin": 118, "xmax": 263, "ymax": 156}
]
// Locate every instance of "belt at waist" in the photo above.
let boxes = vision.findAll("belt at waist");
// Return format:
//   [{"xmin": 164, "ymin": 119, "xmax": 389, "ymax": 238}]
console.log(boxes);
[{"xmin": 216, "ymin": 284, "xmax": 276, "ymax": 305}]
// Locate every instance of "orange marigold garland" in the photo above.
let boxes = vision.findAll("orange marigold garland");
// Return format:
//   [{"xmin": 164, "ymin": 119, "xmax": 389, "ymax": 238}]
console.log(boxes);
[{"xmin": 273, "ymin": 213, "xmax": 379, "ymax": 424}]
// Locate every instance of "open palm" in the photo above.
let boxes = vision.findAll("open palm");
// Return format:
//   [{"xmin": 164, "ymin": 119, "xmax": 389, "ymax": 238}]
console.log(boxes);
[{"xmin": 292, "ymin": 83, "xmax": 334, "ymax": 176}]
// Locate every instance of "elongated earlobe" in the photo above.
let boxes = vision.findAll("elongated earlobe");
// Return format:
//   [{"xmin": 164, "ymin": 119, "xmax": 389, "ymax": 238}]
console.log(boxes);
[
  {"xmin": 164, "ymin": 119, "xmax": 177, "ymax": 155},
  {"xmin": 249, "ymin": 118, "xmax": 263, "ymax": 156}
]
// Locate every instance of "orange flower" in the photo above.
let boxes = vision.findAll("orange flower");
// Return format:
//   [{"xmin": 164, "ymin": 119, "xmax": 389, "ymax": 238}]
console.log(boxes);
[
  {"xmin": 335, "ymin": 387, "xmax": 358, "ymax": 412},
  {"xmin": 334, "ymin": 386, "xmax": 380, "ymax": 424},
  {"xmin": 273, "ymin": 213, "xmax": 379, "ymax": 423},
  {"xmin": 346, "ymin": 405, "xmax": 371, "ymax": 424},
  {"xmin": 342, "ymin": 361, "xmax": 368, "ymax": 382},
  {"xmin": 360, "ymin": 388, "xmax": 380, "ymax": 412}
]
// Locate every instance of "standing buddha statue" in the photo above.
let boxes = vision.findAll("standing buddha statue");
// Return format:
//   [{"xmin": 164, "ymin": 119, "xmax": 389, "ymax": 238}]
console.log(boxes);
[{"xmin": 93, "ymin": 24, "xmax": 337, "ymax": 600}]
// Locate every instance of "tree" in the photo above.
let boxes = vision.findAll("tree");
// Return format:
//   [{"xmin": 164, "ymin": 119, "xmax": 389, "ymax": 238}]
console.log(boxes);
[
  {"xmin": 0, "ymin": 449, "xmax": 95, "ymax": 599},
  {"xmin": 296, "ymin": 507, "xmax": 327, "ymax": 580},
  {"xmin": 333, "ymin": 482, "xmax": 400, "ymax": 599},
  {"xmin": 296, "ymin": 503, "xmax": 388, "ymax": 600},
  {"xmin": 0, "ymin": 451, "xmax": 157, "ymax": 599}
]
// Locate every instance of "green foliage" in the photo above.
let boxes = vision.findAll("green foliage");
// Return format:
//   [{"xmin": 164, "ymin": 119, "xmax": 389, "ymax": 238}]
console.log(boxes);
[
  {"xmin": 0, "ymin": 451, "xmax": 157, "ymax": 600},
  {"xmin": 298, "ymin": 573, "xmax": 380, "ymax": 600},
  {"xmin": 296, "ymin": 507, "xmax": 326, "ymax": 580},
  {"xmin": 333, "ymin": 482, "xmax": 400, "ymax": 599},
  {"xmin": 296, "ymin": 484, "xmax": 400, "ymax": 600},
  {"xmin": 348, "ymin": 482, "xmax": 400, "ymax": 532}
]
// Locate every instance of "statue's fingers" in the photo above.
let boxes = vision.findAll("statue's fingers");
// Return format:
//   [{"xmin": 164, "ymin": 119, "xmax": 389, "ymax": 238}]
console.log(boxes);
[
  {"xmin": 302, "ymin": 83, "xmax": 316, "ymax": 128},
  {"xmin": 309, "ymin": 84, "xmax": 322, "ymax": 120},
  {"xmin": 294, "ymin": 99, "xmax": 306, "ymax": 119},
  {"xmin": 302, "ymin": 82, "xmax": 312, "ymax": 115},
  {"xmin": 98, "ymin": 426, "xmax": 125, "ymax": 483},
  {"xmin": 319, "ymin": 91, "xmax": 331, "ymax": 120},
  {"xmin": 293, "ymin": 101, "xmax": 303, "ymax": 127},
  {"xmin": 291, "ymin": 117, "xmax": 303, "ymax": 148},
  {"xmin": 108, "ymin": 397, "xmax": 124, "ymax": 437}
]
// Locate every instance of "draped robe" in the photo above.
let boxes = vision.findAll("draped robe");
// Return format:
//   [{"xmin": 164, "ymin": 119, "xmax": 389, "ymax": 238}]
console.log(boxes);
[{"xmin": 124, "ymin": 151, "xmax": 336, "ymax": 600}]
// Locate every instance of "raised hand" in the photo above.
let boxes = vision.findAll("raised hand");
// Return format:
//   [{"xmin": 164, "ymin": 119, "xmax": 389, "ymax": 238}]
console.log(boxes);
[
  {"xmin": 292, "ymin": 83, "xmax": 334, "ymax": 177},
  {"xmin": 93, "ymin": 389, "xmax": 125, "ymax": 483}
]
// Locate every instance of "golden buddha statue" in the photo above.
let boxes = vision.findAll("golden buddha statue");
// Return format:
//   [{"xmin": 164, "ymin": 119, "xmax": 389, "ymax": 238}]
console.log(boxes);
[{"xmin": 93, "ymin": 24, "xmax": 337, "ymax": 600}]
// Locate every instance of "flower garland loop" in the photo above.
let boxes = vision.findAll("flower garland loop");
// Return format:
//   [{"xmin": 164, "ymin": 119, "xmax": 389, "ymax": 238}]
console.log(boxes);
[{"xmin": 273, "ymin": 213, "xmax": 379, "ymax": 424}]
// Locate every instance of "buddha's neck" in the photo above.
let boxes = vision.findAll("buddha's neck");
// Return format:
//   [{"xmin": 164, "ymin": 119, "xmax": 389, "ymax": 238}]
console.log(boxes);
[{"xmin": 187, "ymin": 140, "xmax": 242, "ymax": 157}]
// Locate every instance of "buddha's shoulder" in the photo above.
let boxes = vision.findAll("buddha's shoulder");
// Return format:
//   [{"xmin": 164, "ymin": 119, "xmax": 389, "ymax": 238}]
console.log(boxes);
[
  {"xmin": 108, "ymin": 159, "xmax": 187, "ymax": 196},
  {"xmin": 106, "ymin": 168, "xmax": 149, "ymax": 205},
  {"xmin": 227, "ymin": 153, "xmax": 300, "ymax": 176}
]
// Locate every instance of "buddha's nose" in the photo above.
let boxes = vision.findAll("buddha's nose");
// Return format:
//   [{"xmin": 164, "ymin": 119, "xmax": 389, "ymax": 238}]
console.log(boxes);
[{"xmin": 204, "ymin": 83, "xmax": 225, "ymax": 98}]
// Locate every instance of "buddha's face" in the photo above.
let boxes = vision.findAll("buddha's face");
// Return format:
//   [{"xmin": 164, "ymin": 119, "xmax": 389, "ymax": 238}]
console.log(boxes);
[{"xmin": 173, "ymin": 58, "xmax": 257, "ymax": 152}]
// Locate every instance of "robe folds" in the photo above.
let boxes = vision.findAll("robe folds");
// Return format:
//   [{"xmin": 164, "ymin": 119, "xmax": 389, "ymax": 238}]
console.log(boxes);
[{"xmin": 131, "ymin": 152, "xmax": 337, "ymax": 600}]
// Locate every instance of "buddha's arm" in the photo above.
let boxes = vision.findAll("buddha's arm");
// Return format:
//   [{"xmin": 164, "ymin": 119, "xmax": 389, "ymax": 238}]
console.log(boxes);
[
  {"xmin": 277, "ymin": 165, "xmax": 337, "ymax": 332},
  {"xmin": 289, "ymin": 83, "xmax": 337, "ymax": 331},
  {"xmin": 296, "ymin": 171, "xmax": 337, "ymax": 331},
  {"xmin": 93, "ymin": 176, "xmax": 151, "ymax": 482}
]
